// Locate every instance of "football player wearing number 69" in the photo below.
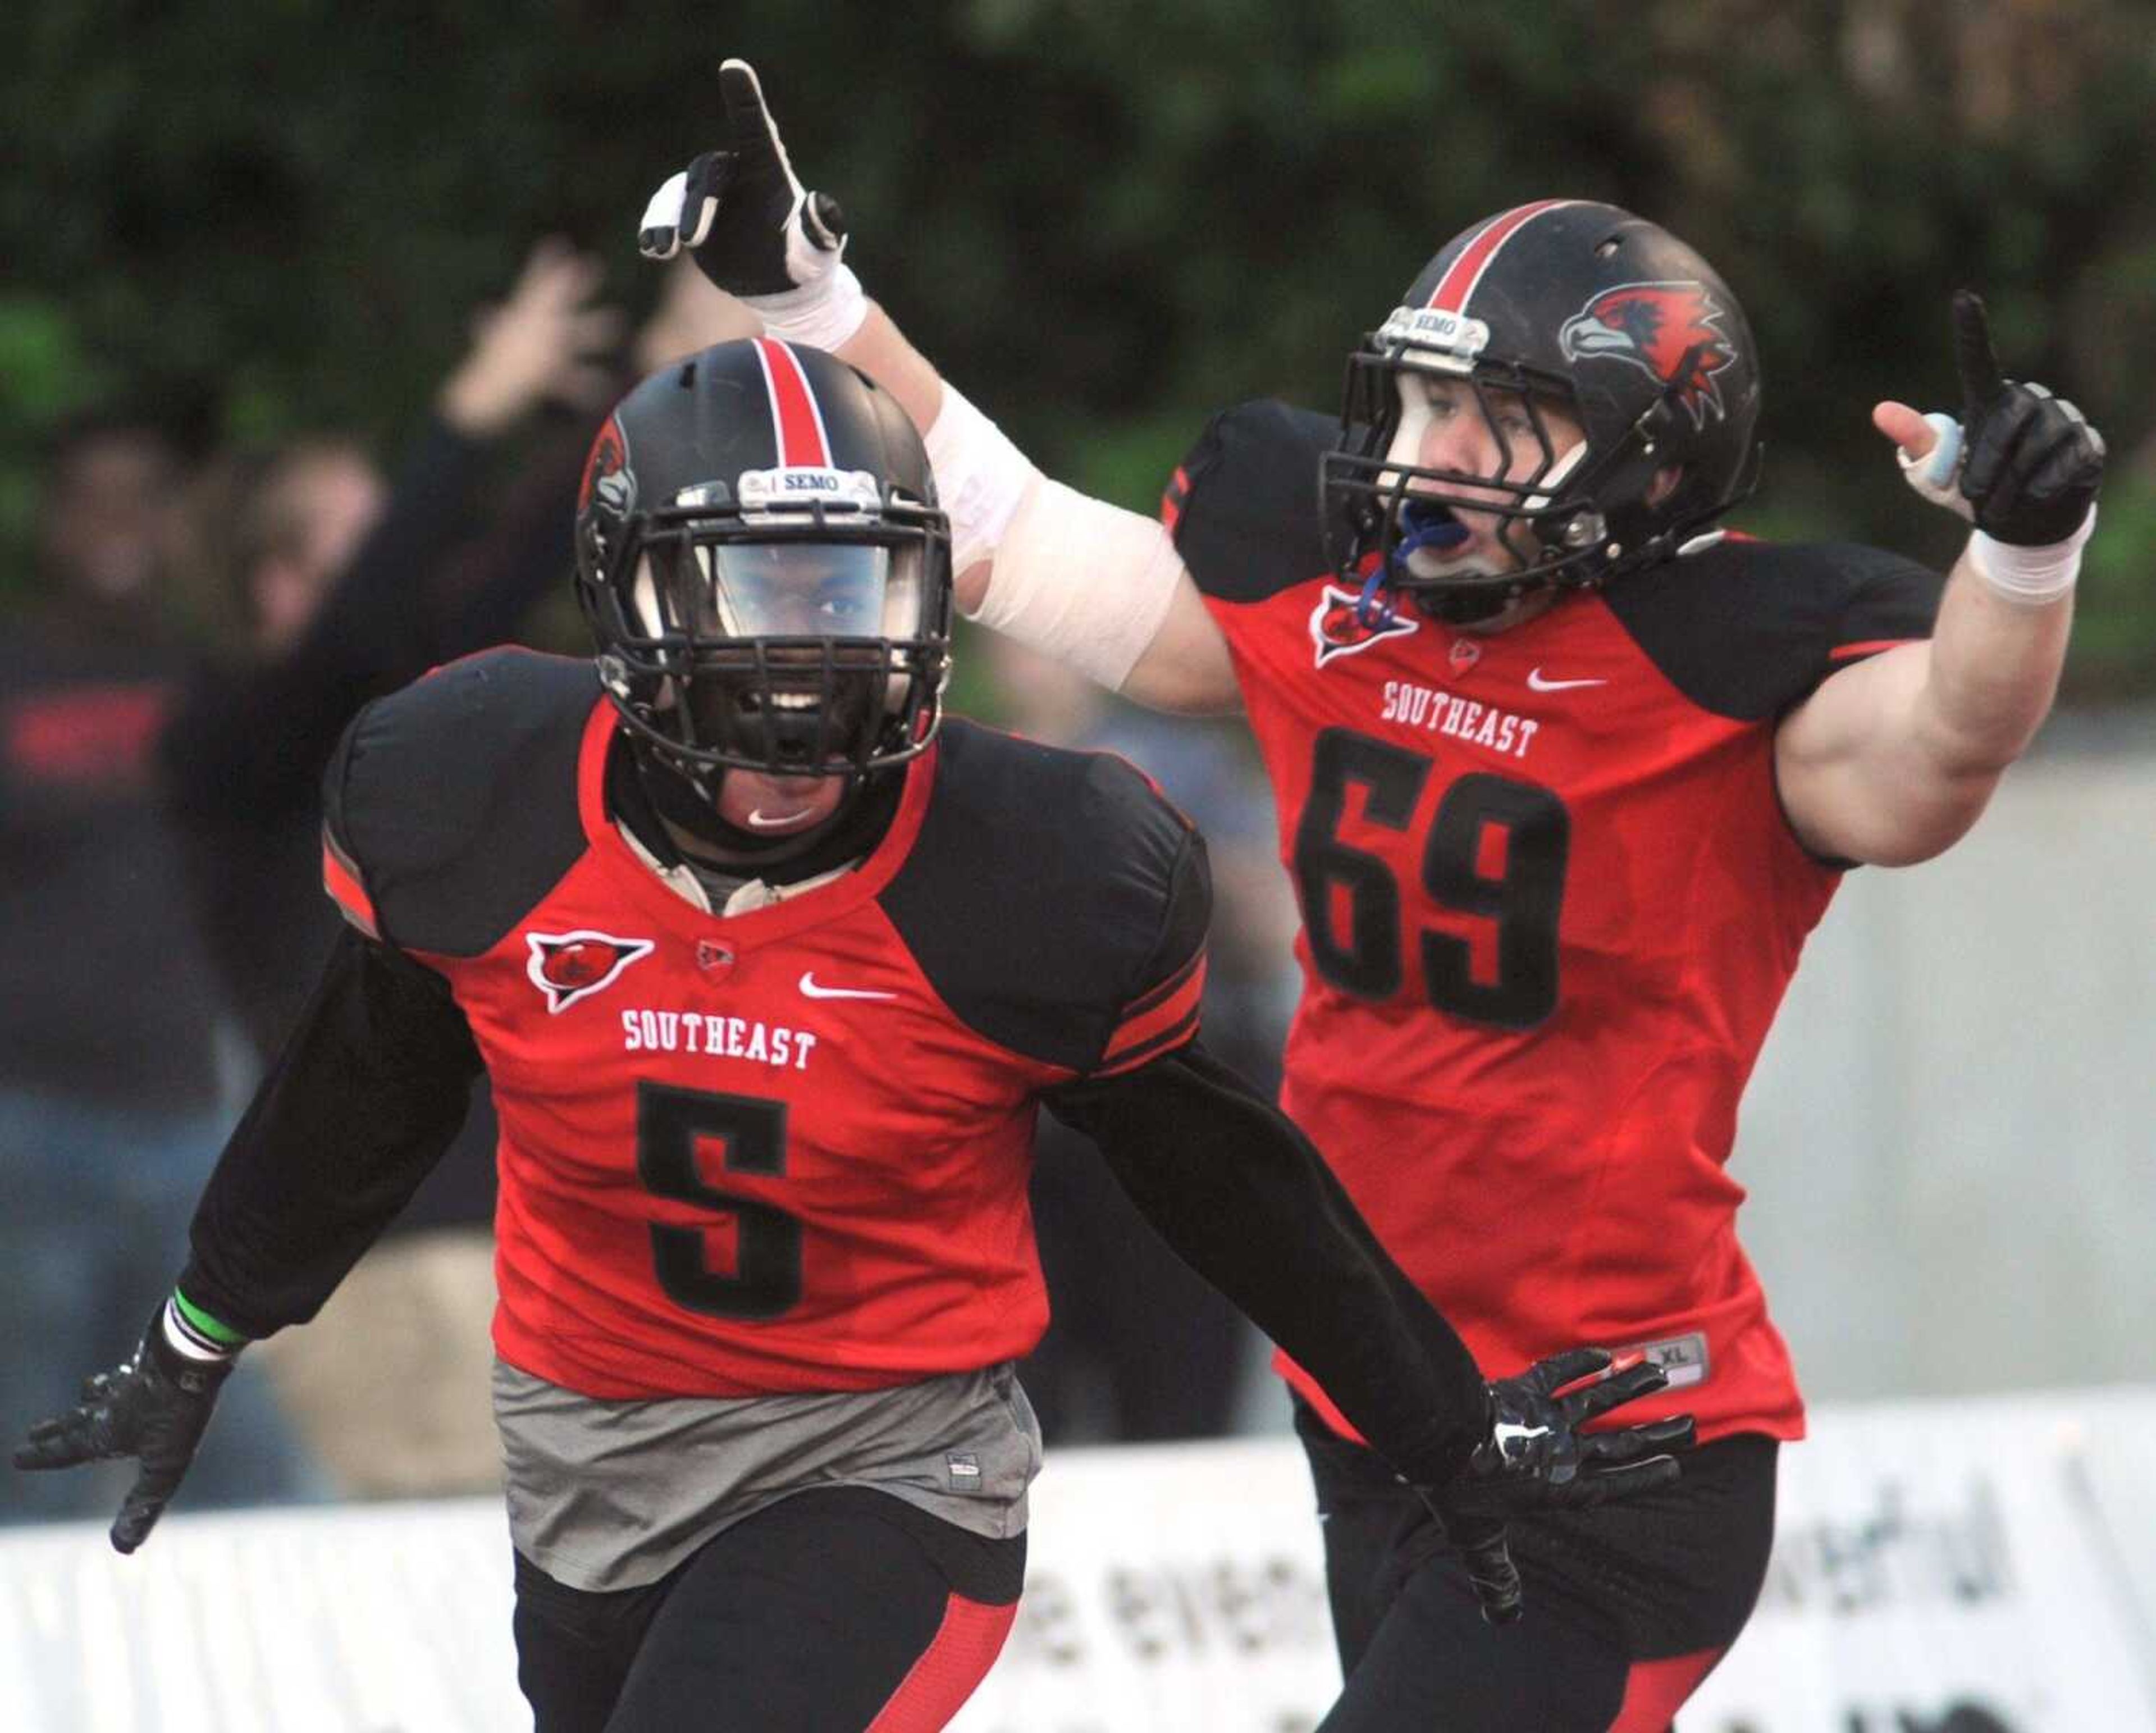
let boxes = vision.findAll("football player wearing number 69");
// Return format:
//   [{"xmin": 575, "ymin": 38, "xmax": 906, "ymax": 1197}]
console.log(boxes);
[
  {"xmin": 13, "ymin": 338, "xmax": 1687, "ymax": 1733},
  {"xmin": 636, "ymin": 60, "xmax": 2107, "ymax": 1730}
]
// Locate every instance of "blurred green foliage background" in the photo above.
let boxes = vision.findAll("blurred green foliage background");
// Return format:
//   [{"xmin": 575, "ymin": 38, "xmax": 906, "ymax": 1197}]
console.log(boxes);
[{"xmin": 5, "ymin": 0, "xmax": 2153, "ymax": 694}]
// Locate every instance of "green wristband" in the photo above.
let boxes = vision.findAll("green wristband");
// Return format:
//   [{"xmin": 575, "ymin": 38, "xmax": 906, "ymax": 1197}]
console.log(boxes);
[{"xmin": 171, "ymin": 1289, "xmax": 248, "ymax": 1350}]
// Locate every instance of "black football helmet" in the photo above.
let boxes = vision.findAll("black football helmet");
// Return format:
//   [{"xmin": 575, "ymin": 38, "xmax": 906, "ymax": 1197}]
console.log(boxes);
[
  {"xmin": 575, "ymin": 338, "xmax": 952, "ymax": 791},
  {"xmin": 1323, "ymin": 199, "xmax": 1762, "ymax": 623}
]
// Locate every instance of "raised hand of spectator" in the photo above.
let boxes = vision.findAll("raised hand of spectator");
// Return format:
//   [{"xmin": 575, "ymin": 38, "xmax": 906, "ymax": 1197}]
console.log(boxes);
[{"xmin": 438, "ymin": 238, "xmax": 624, "ymax": 439}]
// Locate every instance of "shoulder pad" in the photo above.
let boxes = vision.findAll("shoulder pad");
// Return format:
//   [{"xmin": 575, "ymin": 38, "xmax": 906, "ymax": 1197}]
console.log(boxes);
[
  {"xmin": 1166, "ymin": 399, "xmax": 1339, "ymax": 604},
  {"xmin": 322, "ymin": 650, "xmax": 598, "ymax": 956},
  {"xmin": 1604, "ymin": 536, "xmax": 1943, "ymax": 720},
  {"xmin": 879, "ymin": 719, "xmax": 1209, "ymax": 1073}
]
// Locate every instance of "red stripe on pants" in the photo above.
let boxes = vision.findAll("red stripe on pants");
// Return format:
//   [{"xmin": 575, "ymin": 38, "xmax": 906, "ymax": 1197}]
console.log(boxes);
[
  {"xmin": 865, "ymin": 1593, "xmax": 1019, "ymax": 1732},
  {"xmin": 1609, "ymin": 1647, "xmax": 1725, "ymax": 1731}
]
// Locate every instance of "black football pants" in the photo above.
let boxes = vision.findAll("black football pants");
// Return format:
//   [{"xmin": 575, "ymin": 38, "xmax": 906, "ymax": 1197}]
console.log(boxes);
[
  {"xmin": 511, "ymin": 1486, "xmax": 1026, "ymax": 1733},
  {"xmin": 1296, "ymin": 1402, "xmax": 1777, "ymax": 1731}
]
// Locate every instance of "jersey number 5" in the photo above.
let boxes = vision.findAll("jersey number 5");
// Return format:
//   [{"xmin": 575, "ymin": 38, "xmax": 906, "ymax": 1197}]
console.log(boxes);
[
  {"xmin": 637, "ymin": 1082, "xmax": 803, "ymax": 1320},
  {"xmin": 1294, "ymin": 727, "xmax": 1569, "ymax": 1030}
]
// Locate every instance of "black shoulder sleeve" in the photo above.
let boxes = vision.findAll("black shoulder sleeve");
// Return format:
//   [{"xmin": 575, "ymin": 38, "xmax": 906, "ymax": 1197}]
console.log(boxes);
[
  {"xmin": 177, "ymin": 925, "xmax": 483, "ymax": 1338},
  {"xmin": 1043, "ymin": 1041, "xmax": 1488, "ymax": 1486},
  {"xmin": 1604, "ymin": 537, "xmax": 1945, "ymax": 721},
  {"xmin": 1167, "ymin": 399, "xmax": 1339, "ymax": 604},
  {"xmin": 878, "ymin": 722, "xmax": 1210, "ymax": 1074},
  {"xmin": 322, "ymin": 648, "xmax": 596, "ymax": 956}
]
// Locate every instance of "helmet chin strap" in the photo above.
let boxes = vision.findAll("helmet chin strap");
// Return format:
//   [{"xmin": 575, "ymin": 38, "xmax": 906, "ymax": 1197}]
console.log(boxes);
[{"xmin": 626, "ymin": 738, "xmax": 900, "ymax": 885}]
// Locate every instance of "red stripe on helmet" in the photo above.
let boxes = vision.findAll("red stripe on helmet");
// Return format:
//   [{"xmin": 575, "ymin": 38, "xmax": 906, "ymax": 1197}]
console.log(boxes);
[
  {"xmin": 752, "ymin": 338, "xmax": 833, "ymax": 467},
  {"xmin": 1426, "ymin": 199, "xmax": 1580, "ymax": 313}
]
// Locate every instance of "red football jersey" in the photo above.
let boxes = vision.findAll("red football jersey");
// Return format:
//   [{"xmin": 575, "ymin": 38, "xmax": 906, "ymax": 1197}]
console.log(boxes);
[
  {"xmin": 1167, "ymin": 402, "xmax": 1942, "ymax": 1443},
  {"xmin": 321, "ymin": 652, "xmax": 1208, "ymax": 1399}
]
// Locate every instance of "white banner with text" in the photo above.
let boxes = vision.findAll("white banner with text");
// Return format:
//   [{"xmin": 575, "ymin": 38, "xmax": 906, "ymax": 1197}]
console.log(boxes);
[{"xmin": 4, "ymin": 1388, "xmax": 2153, "ymax": 1731}]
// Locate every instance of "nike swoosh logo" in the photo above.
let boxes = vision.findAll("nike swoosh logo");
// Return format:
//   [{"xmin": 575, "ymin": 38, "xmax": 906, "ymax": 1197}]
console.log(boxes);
[
  {"xmin": 1526, "ymin": 668, "xmax": 1607, "ymax": 692},
  {"xmin": 798, "ymin": 972, "xmax": 898, "ymax": 1002}
]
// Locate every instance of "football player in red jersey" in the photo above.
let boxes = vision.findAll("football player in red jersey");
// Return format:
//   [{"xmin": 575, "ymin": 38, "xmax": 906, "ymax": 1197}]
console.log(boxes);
[
  {"xmin": 13, "ymin": 338, "xmax": 1687, "ymax": 1733},
  {"xmin": 635, "ymin": 62, "xmax": 2107, "ymax": 1730}
]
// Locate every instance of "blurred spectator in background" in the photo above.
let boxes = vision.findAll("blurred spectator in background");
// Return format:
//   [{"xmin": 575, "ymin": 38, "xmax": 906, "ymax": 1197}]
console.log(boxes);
[
  {"xmin": 159, "ymin": 239, "xmax": 620, "ymax": 1064},
  {"xmin": 0, "ymin": 414, "xmax": 319, "ymax": 1521},
  {"xmin": 983, "ymin": 634, "xmax": 1300, "ymax": 1443},
  {"xmin": 154, "ymin": 245, "xmax": 753, "ymax": 1498}
]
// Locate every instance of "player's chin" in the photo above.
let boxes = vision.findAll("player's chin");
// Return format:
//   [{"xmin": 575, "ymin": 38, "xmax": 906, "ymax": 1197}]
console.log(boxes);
[
  {"xmin": 1454, "ymin": 589, "xmax": 1558, "ymax": 635},
  {"xmin": 720, "ymin": 771, "xmax": 848, "ymax": 831}
]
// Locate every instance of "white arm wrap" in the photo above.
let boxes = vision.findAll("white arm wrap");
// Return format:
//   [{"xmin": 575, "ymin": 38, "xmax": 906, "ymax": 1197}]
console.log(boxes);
[
  {"xmin": 923, "ymin": 382, "xmax": 1039, "ymax": 576},
  {"xmin": 964, "ymin": 475, "xmax": 1186, "ymax": 692}
]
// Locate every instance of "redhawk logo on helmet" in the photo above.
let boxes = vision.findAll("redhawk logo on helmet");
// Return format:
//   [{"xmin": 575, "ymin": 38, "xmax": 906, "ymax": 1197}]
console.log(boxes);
[
  {"xmin": 578, "ymin": 417, "xmax": 635, "ymax": 517},
  {"xmin": 1558, "ymin": 283, "xmax": 1738, "ymax": 431}
]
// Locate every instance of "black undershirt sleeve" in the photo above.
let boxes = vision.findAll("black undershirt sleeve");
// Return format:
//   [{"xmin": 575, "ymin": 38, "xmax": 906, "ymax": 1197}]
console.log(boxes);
[
  {"xmin": 159, "ymin": 418, "xmax": 489, "ymax": 823},
  {"xmin": 421, "ymin": 418, "xmax": 587, "ymax": 655},
  {"xmin": 1043, "ymin": 1040, "xmax": 1490, "ymax": 1488},
  {"xmin": 175, "ymin": 925, "xmax": 484, "ymax": 1339}
]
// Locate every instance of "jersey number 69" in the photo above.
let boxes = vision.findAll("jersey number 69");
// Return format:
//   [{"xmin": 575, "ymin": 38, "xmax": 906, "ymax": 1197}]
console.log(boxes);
[{"xmin": 1294, "ymin": 728, "xmax": 1570, "ymax": 1030}]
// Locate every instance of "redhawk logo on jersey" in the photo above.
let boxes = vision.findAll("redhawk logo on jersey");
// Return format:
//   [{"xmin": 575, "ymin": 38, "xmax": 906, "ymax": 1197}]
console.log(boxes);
[
  {"xmin": 526, "ymin": 930, "xmax": 656, "ymax": 1014},
  {"xmin": 1558, "ymin": 282, "xmax": 1737, "ymax": 430},
  {"xmin": 1310, "ymin": 585, "xmax": 1420, "ymax": 668},
  {"xmin": 577, "ymin": 416, "xmax": 635, "ymax": 517}
]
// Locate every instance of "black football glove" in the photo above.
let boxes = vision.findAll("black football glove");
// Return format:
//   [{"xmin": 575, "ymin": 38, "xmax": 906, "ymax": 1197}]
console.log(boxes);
[
  {"xmin": 637, "ymin": 59, "xmax": 847, "ymax": 298},
  {"xmin": 1426, "ymin": 1347, "xmax": 1694, "ymax": 1626},
  {"xmin": 13, "ymin": 1306, "xmax": 235, "ymax": 1554},
  {"xmin": 1951, "ymin": 289, "xmax": 2105, "ymax": 547}
]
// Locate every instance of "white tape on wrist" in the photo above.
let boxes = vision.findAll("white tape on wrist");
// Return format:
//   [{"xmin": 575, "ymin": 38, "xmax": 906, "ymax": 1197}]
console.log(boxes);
[
  {"xmin": 742, "ymin": 262, "xmax": 867, "ymax": 352},
  {"xmin": 967, "ymin": 477, "xmax": 1186, "ymax": 691},
  {"xmin": 1968, "ymin": 506, "xmax": 2095, "ymax": 605},
  {"xmin": 163, "ymin": 1296, "xmax": 241, "ymax": 1363},
  {"xmin": 924, "ymin": 383, "xmax": 1040, "ymax": 576}
]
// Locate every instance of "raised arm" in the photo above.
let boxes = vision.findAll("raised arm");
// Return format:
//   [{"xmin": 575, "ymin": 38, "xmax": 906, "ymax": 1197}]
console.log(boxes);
[
  {"xmin": 1775, "ymin": 292, "xmax": 2102, "ymax": 865},
  {"xmin": 636, "ymin": 60, "xmax": 1240, "ymax": 714}
]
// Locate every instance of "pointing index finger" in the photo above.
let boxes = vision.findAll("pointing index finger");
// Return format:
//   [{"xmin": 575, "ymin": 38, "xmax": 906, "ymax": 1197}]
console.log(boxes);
[
  {"xmin": 1952, "ymin": 289, "xmax": 2007, "ymax": 416},
  {"xmin": 718, "ymin": 58, "xmax": 778, "ymax": 151}
]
